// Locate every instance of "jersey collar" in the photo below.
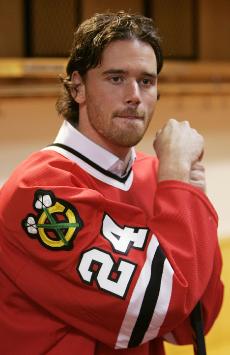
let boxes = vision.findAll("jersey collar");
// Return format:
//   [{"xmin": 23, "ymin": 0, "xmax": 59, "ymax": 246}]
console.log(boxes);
[{"xmin": 44, "ymin": 120, "xmax": 136, "ymax": 191}]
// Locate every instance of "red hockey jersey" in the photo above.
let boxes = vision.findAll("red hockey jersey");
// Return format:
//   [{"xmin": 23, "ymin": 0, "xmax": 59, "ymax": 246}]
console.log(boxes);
[{"xmin": 0, "ymin": 123, "xmax": 223, "ymax": 355}]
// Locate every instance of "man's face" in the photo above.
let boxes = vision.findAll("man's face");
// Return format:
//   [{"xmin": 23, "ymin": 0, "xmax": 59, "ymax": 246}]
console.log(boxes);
[{"xmin": 77, "ymin": 39, "xmax": 158, "ymax": 154}]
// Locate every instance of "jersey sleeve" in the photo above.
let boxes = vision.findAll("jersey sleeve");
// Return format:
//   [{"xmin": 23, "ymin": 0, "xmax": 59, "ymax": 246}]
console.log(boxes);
[
  {"xmin": 163, "ymin": 237, "xmax": 223, "ymax": 346},
  {"xmin": 114, "ymin": 181, "xmax": 223, "ymax": 348},
  {"xmin": 0, "ymin": 178, "xmax": 223, "ymax": 350}
]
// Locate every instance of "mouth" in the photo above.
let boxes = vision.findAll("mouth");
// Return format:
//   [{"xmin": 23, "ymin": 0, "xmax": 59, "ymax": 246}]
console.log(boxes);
[{"xmin": 115, "ymin": 115, "xmax": 144, "ymax": 120}]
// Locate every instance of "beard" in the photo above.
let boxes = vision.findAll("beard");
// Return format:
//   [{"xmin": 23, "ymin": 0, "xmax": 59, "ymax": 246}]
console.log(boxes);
[{"xmin": 86, "ymin": 104, "xmax": 153, "ymax": 147}]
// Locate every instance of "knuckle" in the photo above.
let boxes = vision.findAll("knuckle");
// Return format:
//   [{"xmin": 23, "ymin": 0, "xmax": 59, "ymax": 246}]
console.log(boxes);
[
  {"xmin": 181, "ymin": 120, "xmax": 190, "ymax": 127},
  {"xmin": 168, "ymin": 118, "xmax": 177, "ymax": 125}
]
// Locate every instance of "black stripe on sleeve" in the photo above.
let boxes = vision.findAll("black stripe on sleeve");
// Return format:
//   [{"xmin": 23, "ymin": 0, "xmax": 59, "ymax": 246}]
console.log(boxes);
[{"xmin": 128, "ymin": 246, "xmax": 166, "ymax": 347}]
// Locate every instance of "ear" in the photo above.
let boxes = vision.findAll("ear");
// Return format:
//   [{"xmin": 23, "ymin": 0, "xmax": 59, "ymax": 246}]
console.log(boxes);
[{"xmin": 71, "ymin": 71, "xmax": 86, "ymax": 104}]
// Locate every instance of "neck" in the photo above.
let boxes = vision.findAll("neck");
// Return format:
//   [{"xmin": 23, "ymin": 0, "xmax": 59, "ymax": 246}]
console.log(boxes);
[{"xmin": 77, "ymin": 121, "xmax": 131, "ymax": 161}]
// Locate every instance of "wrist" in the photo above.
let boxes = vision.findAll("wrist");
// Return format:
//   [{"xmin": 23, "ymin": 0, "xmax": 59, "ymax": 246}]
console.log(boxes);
[{"xmin": 157, "ymin": 158, "xmax": 191, "ymax": 183}]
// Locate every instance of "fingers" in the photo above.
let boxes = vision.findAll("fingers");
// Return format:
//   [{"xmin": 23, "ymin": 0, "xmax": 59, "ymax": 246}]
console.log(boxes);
[
  {"xmin": 190, "ymin": 162, "xmax": 206, "ymax": 193},
  {"xmin": 154, "ymin": 118, "xmax": 205, "ymax": 184},
  {"xmin": 154, "ymin": 119, "xmax": 204, "ymax": 162},
  {"xmin": 190, "ymin": 169, "xmax": 205, "ymax": 182},
  {"xmin": 191, "ymin": 161, "xmax": 205, "ymax": 172}
]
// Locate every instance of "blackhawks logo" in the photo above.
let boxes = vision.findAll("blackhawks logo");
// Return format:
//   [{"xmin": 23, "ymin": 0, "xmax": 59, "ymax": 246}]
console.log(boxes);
[{"xmin": 22, "ymin": 190, "xmax": 83, "ymax": 250}]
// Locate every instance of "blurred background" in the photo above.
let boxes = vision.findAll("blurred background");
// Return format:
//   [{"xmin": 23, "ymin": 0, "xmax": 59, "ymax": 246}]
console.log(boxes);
[{"xmin": 0, "ymin": 0, "xmax": 229, "ymax": 353}]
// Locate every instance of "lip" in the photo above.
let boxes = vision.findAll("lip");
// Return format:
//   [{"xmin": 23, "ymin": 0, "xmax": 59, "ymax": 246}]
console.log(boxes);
[{"xmin": 116, "ymin": 115, "xmax": 144, "ymax": 120}]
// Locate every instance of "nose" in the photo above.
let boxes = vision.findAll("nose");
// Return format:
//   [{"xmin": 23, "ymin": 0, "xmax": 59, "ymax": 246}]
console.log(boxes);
[{"xmin": 124, "ymin": 80, "xmax": 141, "ymax": 106}]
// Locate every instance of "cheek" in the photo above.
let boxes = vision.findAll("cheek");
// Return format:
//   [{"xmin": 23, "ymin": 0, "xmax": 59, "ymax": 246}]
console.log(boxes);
[
  {"xmin": 92, "ymin": 87, "xmax": 117, "ymax": 110},
  {"xmin": 145, "ymin": 93, "xmax": 157, "ymax": 113}
]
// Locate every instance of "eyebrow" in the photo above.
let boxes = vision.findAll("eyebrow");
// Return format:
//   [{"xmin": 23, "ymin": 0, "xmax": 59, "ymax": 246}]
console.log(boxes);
[{"xmin": 102, "ymin": 69, "xmax": 157, "ymax": 78}]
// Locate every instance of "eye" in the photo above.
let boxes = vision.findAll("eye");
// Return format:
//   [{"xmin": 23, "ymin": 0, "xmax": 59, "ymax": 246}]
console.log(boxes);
[
  {"xmin": 140, "ymin": 78, "xmax": 155, "ymax": 87},
  {"xmin": 109, "ymin": 76, "xmax": 124, "ymax": 84}
]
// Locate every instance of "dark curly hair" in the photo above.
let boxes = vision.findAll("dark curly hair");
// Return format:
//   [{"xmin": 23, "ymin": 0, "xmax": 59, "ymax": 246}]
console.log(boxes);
[{"xmin": 56, "ymin": 11, "xmax": 163, "ymax": 125}]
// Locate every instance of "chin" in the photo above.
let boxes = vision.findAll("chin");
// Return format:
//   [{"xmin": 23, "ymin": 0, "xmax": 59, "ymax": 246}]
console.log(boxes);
[{"xmin": 112, "ymin": 134, "xmax": 144, "ymax": 147}]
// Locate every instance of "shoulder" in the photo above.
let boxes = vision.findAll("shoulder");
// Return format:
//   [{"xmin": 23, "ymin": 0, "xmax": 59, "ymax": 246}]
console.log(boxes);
[
  {"xmin": 0, "ymin": 150, "xmax": 81, "ymax": 214},
  {"xmin": 5, "ymin": 149, "xmax": 77, "ymax": 188},
  {"xmin": 0, "ymin": 149, "xmax": 89, "ymax": 234}
]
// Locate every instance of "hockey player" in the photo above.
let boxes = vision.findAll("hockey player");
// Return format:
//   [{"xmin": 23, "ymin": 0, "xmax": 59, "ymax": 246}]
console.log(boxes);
[{"xmin": 0, "ymin": 11, "xmax": 223, "ymax": 355}]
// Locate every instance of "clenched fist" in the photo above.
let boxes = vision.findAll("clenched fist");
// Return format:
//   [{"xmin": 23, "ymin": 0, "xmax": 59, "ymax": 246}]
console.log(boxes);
[{"xmin": 153, "ymin": 119, "xmax": 205, "ymax": 188}]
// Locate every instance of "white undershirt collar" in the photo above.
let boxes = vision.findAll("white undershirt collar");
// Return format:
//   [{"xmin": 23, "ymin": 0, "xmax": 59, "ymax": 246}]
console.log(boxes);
[{"xmin": 53, "ymin": 120, "xmax": 136, "ymax": 178}]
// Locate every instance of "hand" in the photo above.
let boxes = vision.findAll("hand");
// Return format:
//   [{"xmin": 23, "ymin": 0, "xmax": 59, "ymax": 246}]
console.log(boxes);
[
  {"xmin": 190, "ymin": 162, "xmax": 206, "ymax": 193},
  {"xmin": 153, "ymin": 119, "xmax": 204, "ymax": 183}
]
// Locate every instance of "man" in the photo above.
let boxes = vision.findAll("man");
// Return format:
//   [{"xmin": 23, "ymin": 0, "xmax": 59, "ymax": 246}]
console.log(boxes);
[{"xmin": 0, "ymin": 11, "xmax": 223, "ymax": 355}]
